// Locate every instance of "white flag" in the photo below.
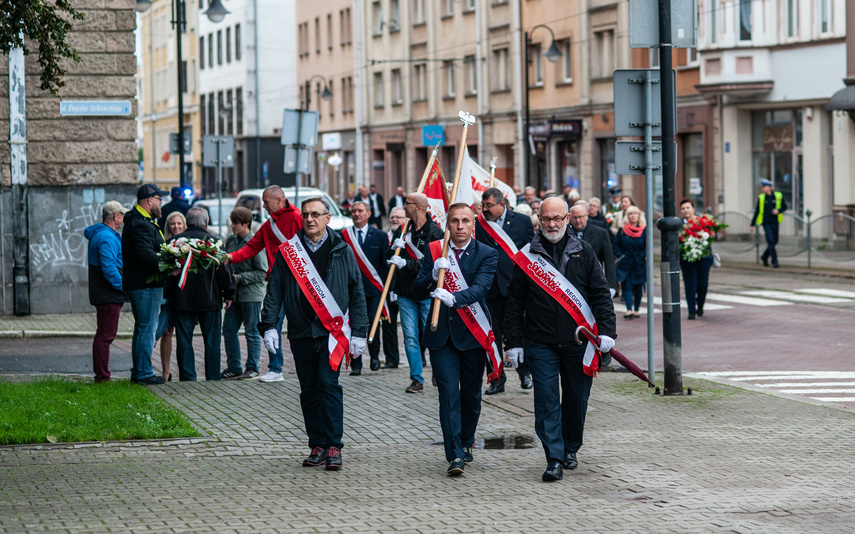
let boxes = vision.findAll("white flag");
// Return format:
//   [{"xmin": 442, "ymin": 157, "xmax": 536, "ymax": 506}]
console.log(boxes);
[{"xmin": 458, "ymin": 148, "xmax": 518, "ymax": 208}]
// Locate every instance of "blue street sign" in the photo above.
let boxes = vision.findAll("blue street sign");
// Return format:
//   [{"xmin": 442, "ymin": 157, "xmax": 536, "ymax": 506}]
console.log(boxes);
[
  {"xmin": 59, "ymin": 100, "xmax": 132, "ymax": 116},
  {"xmin": 421, "ymin": 125, "xmax": 444, "ymax": 146}
]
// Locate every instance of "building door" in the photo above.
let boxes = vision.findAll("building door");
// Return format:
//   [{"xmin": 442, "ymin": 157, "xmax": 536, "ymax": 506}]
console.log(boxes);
[
  {"xmin": 598, "ymin": 138, "xmax": 617, "ymax": 200},
  {"xmin": 682, "ymin": 133, "xmax": 704, "ymax": 211}
]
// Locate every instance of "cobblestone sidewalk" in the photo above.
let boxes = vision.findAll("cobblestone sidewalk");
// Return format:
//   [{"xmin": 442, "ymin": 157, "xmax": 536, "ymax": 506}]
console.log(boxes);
[{"xmin": 2, "ymin": 370, "xmax": 855, "ymax": 533}]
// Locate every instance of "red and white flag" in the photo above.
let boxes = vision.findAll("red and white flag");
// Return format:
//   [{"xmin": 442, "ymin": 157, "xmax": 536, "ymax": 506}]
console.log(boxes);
[
  {"xmin": 423, "ymin": 158, "xmax": 450, "ymax": 229},
  {"xmin": 458, "ymin": 148, "xmax": 517, "ymax": 208}
]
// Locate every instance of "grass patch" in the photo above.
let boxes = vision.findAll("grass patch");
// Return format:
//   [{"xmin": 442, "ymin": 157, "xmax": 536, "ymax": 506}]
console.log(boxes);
[
  {"xmin": 0, "ymin": 377, "xmax": 200, "ymax": 445},
  {"xmin": 608, "ymin": 376, "xmax": 739, "ymax": 405}
]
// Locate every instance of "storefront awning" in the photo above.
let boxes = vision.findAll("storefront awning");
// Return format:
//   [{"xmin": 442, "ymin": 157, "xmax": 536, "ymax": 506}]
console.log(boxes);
[{"xmin": 826, "ymin": 85, "xmax": 855, "ymax": 116}]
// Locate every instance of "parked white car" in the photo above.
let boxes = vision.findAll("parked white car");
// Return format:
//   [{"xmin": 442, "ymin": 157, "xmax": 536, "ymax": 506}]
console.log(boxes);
[
  {"xmin": 235, "ymin": 187, "xmax": 353, "ymax": 232},
  {"xmin": 193, "ymin": 198, "xmax": 237, "ymax": 240}
]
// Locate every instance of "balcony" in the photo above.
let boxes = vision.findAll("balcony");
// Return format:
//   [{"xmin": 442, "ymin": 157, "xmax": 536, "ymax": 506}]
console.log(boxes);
[{"xmin": 695, "ymin": 48, "xmax": 773, "ymax": 97}]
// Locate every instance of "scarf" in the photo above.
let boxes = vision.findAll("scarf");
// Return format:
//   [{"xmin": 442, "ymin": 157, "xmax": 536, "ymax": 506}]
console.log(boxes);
[{"xmin": 623, "ymin": 224, "xmax": 645, "ymax": 239}]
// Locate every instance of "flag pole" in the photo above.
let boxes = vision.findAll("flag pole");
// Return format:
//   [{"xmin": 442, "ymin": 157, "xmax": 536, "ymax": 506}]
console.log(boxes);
[
  {"xmin": 367, "ymin": 142, "xmax": 440, "ymax": 343},
  {"xmin": 430, "ymin": 111, "xmax": 476, "ymax": 332},
  {"xmin": 489, "ymin": 156, "xmax": 497, "ymax": 188}
]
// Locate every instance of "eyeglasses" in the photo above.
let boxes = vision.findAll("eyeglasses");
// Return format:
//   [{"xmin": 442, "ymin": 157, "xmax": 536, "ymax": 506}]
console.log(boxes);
[
  {"xmin": 569, "ymin": 215, "xmax": 587, "ymax": 221},
  {"xmin": 301, "ymin": 211, "xmax": 330, "ymax": 219},
  {"xmin": 404, "ymin": 201, "xmax": 419, "ymax": 206},
  {"xmin": 539, "ymin": 215, "xmax": 568, "ymax": 225},
  {"xmin": 480, "ymin": 201, "xmax": 502, "ymax": 209}
]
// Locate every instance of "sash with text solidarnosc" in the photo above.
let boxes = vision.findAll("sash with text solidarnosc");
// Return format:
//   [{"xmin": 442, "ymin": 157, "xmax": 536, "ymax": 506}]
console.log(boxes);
[
  {"xmin": 279, "ymin": 235, "xmax": 352, "ymax": 371},
  {"xmin": 513, "ymin": 243, "xmax": 601, "ymax": 377},
  {"xmin": 429, "ymin": 241, "xmax": 502, "ymax": 383},
  {"xmin": 341, "ymin": 227, "xmax": 389, "ymax": 318},
  {"xmin": 477, "ymin": 214, "xmax": 521, "ymax": 261}
]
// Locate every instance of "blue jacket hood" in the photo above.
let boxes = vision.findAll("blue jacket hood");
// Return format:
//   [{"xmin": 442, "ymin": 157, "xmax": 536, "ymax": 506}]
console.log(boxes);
[{"xmin": 84, "ymin": 223, "xmax": 113, "ymax": 241}]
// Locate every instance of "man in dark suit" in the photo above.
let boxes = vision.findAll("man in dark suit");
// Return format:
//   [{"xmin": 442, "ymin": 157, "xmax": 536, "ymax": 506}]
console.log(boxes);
[
  {"xmin": 475, "ymin": 188, "xmax": 535, "ymax": 395},
  {"xmin": 344, "ymin": 201, "xmax": 390, "ymax": 374},
  {"xmin": 367, "ymin": 184, "xmax": 386, "ymax": 228},
  {"xmin": 387, "ymin": 186, "xmax": 406, "ymax": 215},
  {"xmin": 570, "ymin": 202, "xmax": 617, "ymax": 297},
  {"xmin": 415, "ymin": 203, "xmax": 497, "ymax": 476}
]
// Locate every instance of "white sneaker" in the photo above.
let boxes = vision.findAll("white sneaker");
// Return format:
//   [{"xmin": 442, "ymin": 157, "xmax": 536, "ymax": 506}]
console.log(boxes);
[{"xmin": 259, "ymin": 371, "xmax": 284, "ymax": 383}]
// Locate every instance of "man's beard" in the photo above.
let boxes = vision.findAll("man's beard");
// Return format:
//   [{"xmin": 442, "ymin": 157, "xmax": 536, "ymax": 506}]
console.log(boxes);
[
  {"xmin": 150, "ymin": 204, "xmax": 162, "ymax": 218},
  {"xmin": 541, "ymin": 223, "xmax": 566, "ymax": 244}
]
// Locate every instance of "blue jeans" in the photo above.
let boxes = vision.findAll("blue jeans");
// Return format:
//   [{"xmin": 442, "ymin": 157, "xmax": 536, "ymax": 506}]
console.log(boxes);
[
  {"xmin": 223, "ymin": 301, "xmax": 262, "ymax": 373},
  {"xmin": 128, "ymin": 287, "xmax": 164, "ymax": 381},
  {"xmin": 397, "ymin": 295, "xmax": 429, "ymax": 383},
  {"xmin": 174, "ymin": 310, "xmax": 222, "ymax": 381},
  {"xmin": 525, "ymin": 340, "xmax": 593, "ymax": 462},
  {"xmin": 430, "ymin": 343, "xmax": 486, "ymax": 462},
  {"xmin": 290, "ymin": 336, "xmax": 344, "ymax": 449},
  {"xmin": 266, "ymin": 303, "xmax": 285, "ymax": 374}
]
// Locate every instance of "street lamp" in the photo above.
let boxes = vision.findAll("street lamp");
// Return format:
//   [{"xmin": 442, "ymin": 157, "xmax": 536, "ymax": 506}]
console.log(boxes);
[
  {"xmin": 524, "ymin": 24, "xmax": 562, "ymax": 193},
  {"xmin": 303, "ymin": 74, "xmax": 333, "ymax": 111},
  {"xmin": 136, "ymin": 0, "xmax": 228, "ymax": 190}
]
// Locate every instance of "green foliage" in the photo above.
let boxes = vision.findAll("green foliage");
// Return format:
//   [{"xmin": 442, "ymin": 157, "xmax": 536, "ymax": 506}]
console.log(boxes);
[
  {"xmin": 0, "ymin": 0, "xmax": 85, "ymax": 95},
  {"xmin": 0, "ymin": 376, "xmax": 201, "ymax": 445}
]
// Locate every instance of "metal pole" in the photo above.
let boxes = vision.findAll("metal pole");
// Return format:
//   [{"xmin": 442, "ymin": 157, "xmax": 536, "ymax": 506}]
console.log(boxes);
[
  {"xmin": 294, "ymin": 102, "xmax": 305, "ymax": 208},
  {"xmin": 806, "ymin": 209, "xmax": 812, "ymax": 268},
  {"xmin": 524, "ymin": 32, "xmax": 531, "ymax": 188},
  {"xmin": 253, "ymin": 0, "xmax": 262, "ymax": 187},
  {"xmin": 10, "ymin": 43, "xmax": 30, "ymax": 315},
  {"xmin": 175, "ymin": 0, "xmax": 187, "ymax": 190},
  {"xmin": 643, "ymin": 70, "xmax": 656, "ymax": 386},
  {"xmin": 656, "ymin": 0, "xmax": 683, "ymax": 395},
  {"xmin": 217, "ymin": 138, "xmax": 223, "ymax": 237},
  {"xmin": 353, "ymin": 0, "xmax": 364, "ymax": 187},
  {"xmin": 475, "ymin": 0, "xmax": 484, "ymax": 165}
]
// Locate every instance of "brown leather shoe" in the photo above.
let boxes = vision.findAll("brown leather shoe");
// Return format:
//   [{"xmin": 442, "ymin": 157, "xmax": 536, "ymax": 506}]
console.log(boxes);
[{"xmin": 405, "ymin": 380, "xmax": 424, "ymax": 393}]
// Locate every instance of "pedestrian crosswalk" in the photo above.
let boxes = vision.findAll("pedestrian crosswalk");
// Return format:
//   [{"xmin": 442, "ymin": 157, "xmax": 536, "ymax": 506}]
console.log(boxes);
[
  {"xmin": 690, "ymin": 371, "xmax": 855, "ymax": 405},
  {"xmin": 614, "ymin": 287, "xmax": 855, "ymax": 314}
]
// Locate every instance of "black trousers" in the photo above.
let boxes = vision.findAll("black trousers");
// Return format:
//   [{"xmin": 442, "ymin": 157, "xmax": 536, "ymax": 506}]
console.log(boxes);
[
  {"xmin": 487, "ymin": 297, "xmax": 530, "ymax": 385},
  {"xmin": 290, "ymin": 336, "xmax": 344, "ymax": 449},
  {"xmin": 382, "ymin": 299, "xmax": 400, "ymax": 366}
]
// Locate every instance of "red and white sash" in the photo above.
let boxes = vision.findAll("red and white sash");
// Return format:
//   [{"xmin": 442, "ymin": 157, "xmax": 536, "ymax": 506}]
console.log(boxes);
[
  {"xmin": 341, "ymin": 227, "xmax": 389, "ymax": 317},
  {"xmin": 279, "ymin": 234, "xmax": 352, "ymax": 371},
  {"xmin": 513, "ymin": 243, "xmax": 601, "ymax": 377},
  {"xmin": 477, "ymin": 213, "xmax": 520, "ymax": 260},
  {"xmin": 270, "ymin": 215, "xmax": 288, "ymax": 244},
  {"xmin": 403, "ymin": 233, "xmax": 424, "ymax": 260},
  {"xmin": 429, "ymin": 241, "xmax": 502, "ymax": 383}
]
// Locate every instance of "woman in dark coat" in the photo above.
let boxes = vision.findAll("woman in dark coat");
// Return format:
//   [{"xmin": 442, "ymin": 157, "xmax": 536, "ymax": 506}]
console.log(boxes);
[{"xmin": 613, "ymin": 206, "xmax": 646, "ymax": 319}]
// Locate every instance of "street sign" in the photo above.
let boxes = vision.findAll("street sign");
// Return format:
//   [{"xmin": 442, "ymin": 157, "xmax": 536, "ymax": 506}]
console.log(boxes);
[
  {"xmin": 284, "ymin": 146, "xmax": 312, "ymax": 174},
  {"xmin": 615, "ymin": 140, "xmax": 676, "ymax": 175},
  {"xmin": 629, "ymin": 0, "xmax": 698, "ymax": 48},
  {"xmin": 170, "ymin": 132, "xmax": 192, "ymax": 155},
  {"xmin": 202, "ymin": 135, "xmax": 235, "ymax": 167},
  {"xmin": 421, "ymin": 125, "xmax": 445, "ymax": 146},
  {"xmin": 280, "ymin": 109, "xmax": 319, "ymax": 147},
  {"xmin": 59, "ymin": 100, "xmax": 131, "ymax": 116},
  {"xmin": 613, "ymin": 69, "xmax": 676, "ymax": 137}
]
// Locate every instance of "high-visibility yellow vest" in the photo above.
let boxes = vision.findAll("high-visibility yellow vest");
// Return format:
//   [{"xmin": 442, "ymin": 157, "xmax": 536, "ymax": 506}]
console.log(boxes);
[{"xmin": 756, "ymin": 191, "xmax": 783, "ymax": 225}]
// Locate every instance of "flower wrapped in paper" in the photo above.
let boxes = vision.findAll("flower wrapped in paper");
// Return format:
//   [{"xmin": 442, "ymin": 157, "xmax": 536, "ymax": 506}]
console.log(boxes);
[
  {"xmin": 679, "ymin": 215, "xmax": 727, "ymax": 263},
  {"xmin": 147, "ymin": 237, "xmax": 228, "ymax": 287}
]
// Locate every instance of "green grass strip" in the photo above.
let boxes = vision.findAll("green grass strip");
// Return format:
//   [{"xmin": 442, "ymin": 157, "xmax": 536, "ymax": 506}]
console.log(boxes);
[{"xmin": 0, "ymin": 377, "xmax": 200, "ymax": 445}]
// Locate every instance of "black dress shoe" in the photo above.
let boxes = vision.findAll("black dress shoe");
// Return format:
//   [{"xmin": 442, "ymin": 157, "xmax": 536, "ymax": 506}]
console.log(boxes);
[
  {"xmin": 463, "ymin": 447, "xmax": 473, "ymax": 463},
  {"xmin": 485, "ymin": 380, "xmax": 505, "ymax": 395},
  {"xmin": 381, "ymin": 363, "xmax": 399, "ymax": 369},
  {"xmin": 563, "ymin": 452, "xmax": 578, "ymax": 470},
  {"xmin": 302, "ymin": 447, "xmax": 327, "ymax": 467},
  {"xmin": 520, "ymin": 375, "xmax": 533, "ymax": 390},
  {"xmin": 599, "ymin": 353, "xmax": 613, "ymax": 368},
  {"xmin": 132, "ymin": 375, "xmax": 166, "ymax": 385},
  {"xmin": 688, "ymin": 313, "xmax": 696, "ymax": 320},
  {"xmin": 542, "ymin": 461, "xmax": 564, "ymax": 482},
  {"xmin": 370, "ymin": 358, "xmax": 380, "ymax": 371},
  {"xmin": 349, "ymin": 368, "xmax": 362, "ymax": 376},
  {"xmin": 325, "ymin": 446, "xmax": 342, "ymax": 470},
  {"xmin": 447, "ymin": 458, "xmax": 465, "ymax": 476}
]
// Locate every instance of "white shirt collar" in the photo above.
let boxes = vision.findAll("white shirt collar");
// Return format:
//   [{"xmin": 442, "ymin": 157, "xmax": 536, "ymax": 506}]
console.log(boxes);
[{"xmin": 450, "ymin": 238, "xmax": 472, "ymax": 252}]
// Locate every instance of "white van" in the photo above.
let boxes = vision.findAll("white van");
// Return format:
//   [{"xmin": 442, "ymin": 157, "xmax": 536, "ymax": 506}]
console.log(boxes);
[
  {"xmin": 235, "ymin": 187, "xmax": 353, "ymax": 232},
  {"xmin": 193, "ymin": 198, "xmax": 237, "ymax": 239}
]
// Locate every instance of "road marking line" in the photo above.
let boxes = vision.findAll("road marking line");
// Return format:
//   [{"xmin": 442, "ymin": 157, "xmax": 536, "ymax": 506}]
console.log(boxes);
[
  {"xmin": 809, "ymin": 397, "xmax": 855, "ymax": 402},
  {"xmin": 695, "ymin": 371, "xmax": 855, "ymax": 378},
  {"xmin": 755, "ymin": 382, "xmax": 855, "ymax": 388},
  {"xmin": 742, "ymin": 290, "xmax": 851, "ymax": 304},
  {"xmin": 776, "ymin": 389, "xmax": 855, "ymax": 394},
  {"xmin": 729, "ymin": 375, "xmax": 855, "ymax": 381},
  {"xmin": 702, "ymin": 293, "xmax": 792, "ymax": 306},
  {"xmin": 795, "ymin": 288, "xmax": 855, "ymax": 299}
]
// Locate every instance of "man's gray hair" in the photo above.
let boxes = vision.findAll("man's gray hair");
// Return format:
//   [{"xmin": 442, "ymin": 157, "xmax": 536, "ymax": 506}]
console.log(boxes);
[
  {"xmin": 186, "ymin": 207, "xmax": 209, "ymax": 227},
  {"xmin": 524, "ymin": 186, "xmax": 536, "ymax": 193},
  {"xmin": 351, "ymin": 200, "xmax": 371, "ymax": 213},
  {"xmin": 573, "ymin": 200, "xmax": 589, "ymax": 211},
  {"xmin": 481, "ymin": 187, "xmax": 505, "ymax": 205},
  {"xmin": 263, "ymin": 185, "xmax": 284, "ymax": 198},
  {"xmin": 301, "ymin": 196, "xmax": 331, "ymax": 213}
]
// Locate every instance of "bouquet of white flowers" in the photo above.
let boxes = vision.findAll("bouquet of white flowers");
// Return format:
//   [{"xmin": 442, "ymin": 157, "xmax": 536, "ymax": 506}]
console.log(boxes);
[
  {"xmin": 148, "ymin": 237, "xmax": 227, "ymax": 287},
  {"xmin": 679, "ymin": 215, "xmax": 727, "ymax": 262}
]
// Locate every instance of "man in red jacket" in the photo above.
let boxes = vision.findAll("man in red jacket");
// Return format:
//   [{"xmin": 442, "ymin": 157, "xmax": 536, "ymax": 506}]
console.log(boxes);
[{"xmin": 225, "ymin": 185, "xmax": 302, "ymax": 382}]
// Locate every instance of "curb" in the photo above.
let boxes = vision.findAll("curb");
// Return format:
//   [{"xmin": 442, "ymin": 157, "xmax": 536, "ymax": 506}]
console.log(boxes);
[{"xmin": 0, "ymin": 331, "xmax": 134, "ymax": 339}]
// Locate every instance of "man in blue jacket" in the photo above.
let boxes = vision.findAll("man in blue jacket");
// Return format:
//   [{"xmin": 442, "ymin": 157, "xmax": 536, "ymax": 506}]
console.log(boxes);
[
  {"xmin": 416, "ymin": 203, "xmax": 497, "ymax": 476},
  {"xmin": 84, "ymin": 201, "xmax": 129, "ymax": 383}
]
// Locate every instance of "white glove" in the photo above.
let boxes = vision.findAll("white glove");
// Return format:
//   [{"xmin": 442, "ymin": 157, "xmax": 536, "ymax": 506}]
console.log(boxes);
[
  {"xmin": 506, "ymin": 348, "xmax": 524, "ymax": 369},
  {"xmin": 598, "ymin": 335, "xmax": 615, "ymax": 353},
  {"xmin": 387, "ymin": 255, "xmax": 406, "ymax": 268},
  {"xmin": 610, "ymin": 288, "xmax": 616, "ymax": 298},
  {"xmin": 430, "ymin": 287, "xmax": 455, "ymax": 307},
  {"xmin": 432, "ymin": 257, "xmax": 450, "ymax": 281},
  {"xmin": 350, "ymin": 337, "xmax": 367, "ymax": 357},
  {"xmin": 392, "ymin": 238, "xmax": 407, "ymax": 250},
  {"xmin": 263, "ymin": 328, "xmax": 279, "ymax": 353}
]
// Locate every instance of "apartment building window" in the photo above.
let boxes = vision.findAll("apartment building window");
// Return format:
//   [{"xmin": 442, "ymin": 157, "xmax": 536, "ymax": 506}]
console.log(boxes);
[
  {"xmin": 392, "ymin": 69, "xmax": 403, "ymax": 104},
  {"xmin": 649, "ymin": 48, "xmax": 660, "ymax": 68},
  {"xmin": 373, "ymin": 2, "xmax": 383, "ymax": 35},
  {"xmin": 226, "ymin": 27, "xmax": 232, "ymax": 63},
  {"xmin": 348, "ymin": 76, "xmax": 355, "ymax": 111},
  {"xmin": 819, "ymin": 0, "xmax": 832, "ymax": 33},
  {"xmin": 207, "ymin": 93, "xmax": 215, "ymax": 134},
  {"xmin": 491, "ymin": 48, "xmax": 509, "ymax": 91},
  {"xmin": 208, "ymin": 33, "xmax": 213, "ymax": 68},
  {"xmin": 235, "ymin": 24, "xmax": 241, "ymax": 60},
  {"xmin": 328, "ymin": 14, "xmax": 333, "ymax": 50},
  {"xmin": 390, "ymin": 0, "xmax": 400, "ymax": 30},
  {"xmin": 412, "ymin": 0, "xmax": 425, "ymax": 24},
  {"xmin": 739, "ymin": 0, "xmax": 752, "ymax": 41},
  {"xmin": 443, "ymin": 0, "xmax": 453, "ymax": 17},
  {"xmin": 531, "ymin": 43, "xmax": 543, "ymax": 85},
  {"xmin": 217, "ymin": 90, "xmax": 225, "ymax": 133},
  {"xmin": 444, "ymin": 60, "xmax": 455, "ymax": 97},
  {"xmin": 344, "ymin": 8, "xmax": 352, "ymax": 43},
  {"xmin": 328, "ymin": 79, "xmax": 335, "ymax": 116},
  {"xmin": 710, "ymin": 0, "xmax": 718, "ymax": 44},
  {"xmin": 465, "ymin": 0, "xmax": 475, "ymax": 11},
  {"xmin": 464, "ymin": 56, "xmax": 477, "ymax": 95},
  {"xmin": 687, "ymin": 48, "xmax": 698, "ymax": 66},
  {"xmin": 217, "ymin": 30, "xmax": 223, "ymax": 65},
  {"xmin": 200, "ymin": 94, "xmax": 207, "ymax": 134},
  {"xmin": 413, "ymin": 63, "xmax": 426, "ymax": 101},
  {"xmin": 235, "ymin": 87, "xmax": 243, "ymax": 135},
  {"xmin": 180, "ymin": 60, "xmax": 187, "ymax": 93},
  {"xmin": 374, "ymin": 72, "xmax": 384, "ymax": 107},
  {"xmin": 593, "ymin": 30, "xmax": 614, "ymax": 78},
  {"xmin": 561, "ymin": 40, "xmax": 572, "ymax": 82},
  {"xmin": 226, "ymin": 89, "xmax": 234, "ymax": 135},
  {"xmin": 199, "ymin": 36, "xmax": 205, "ymax": 69},
  {"xmin": 315, "ymin": 17, "xmax": 321, "ymax": 53}
]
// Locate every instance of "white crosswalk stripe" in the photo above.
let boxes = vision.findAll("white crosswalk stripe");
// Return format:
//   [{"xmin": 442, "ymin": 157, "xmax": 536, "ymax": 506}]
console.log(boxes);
[{"xmin": 691, "ymin": 371, "xmax": 855, "ymax": 404}]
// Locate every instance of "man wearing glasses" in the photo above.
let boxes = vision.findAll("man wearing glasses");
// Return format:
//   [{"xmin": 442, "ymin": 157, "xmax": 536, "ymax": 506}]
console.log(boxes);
[
  {"xmin": 258, "ymin": 197, "xmax": 368, "ymax": 471},
  {"xmin": 474, "ymin": 188, "xmax": 534, "ymax": 395}
]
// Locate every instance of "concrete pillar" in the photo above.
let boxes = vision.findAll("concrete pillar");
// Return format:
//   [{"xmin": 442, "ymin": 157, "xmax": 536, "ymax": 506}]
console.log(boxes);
[
  {"xmin": 802, "ymin": 106, "xmax": 830, "ymax": 216},
  {"xmin": 832, "ymin": 113, "xmax": 855, "ymax": 205}
]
